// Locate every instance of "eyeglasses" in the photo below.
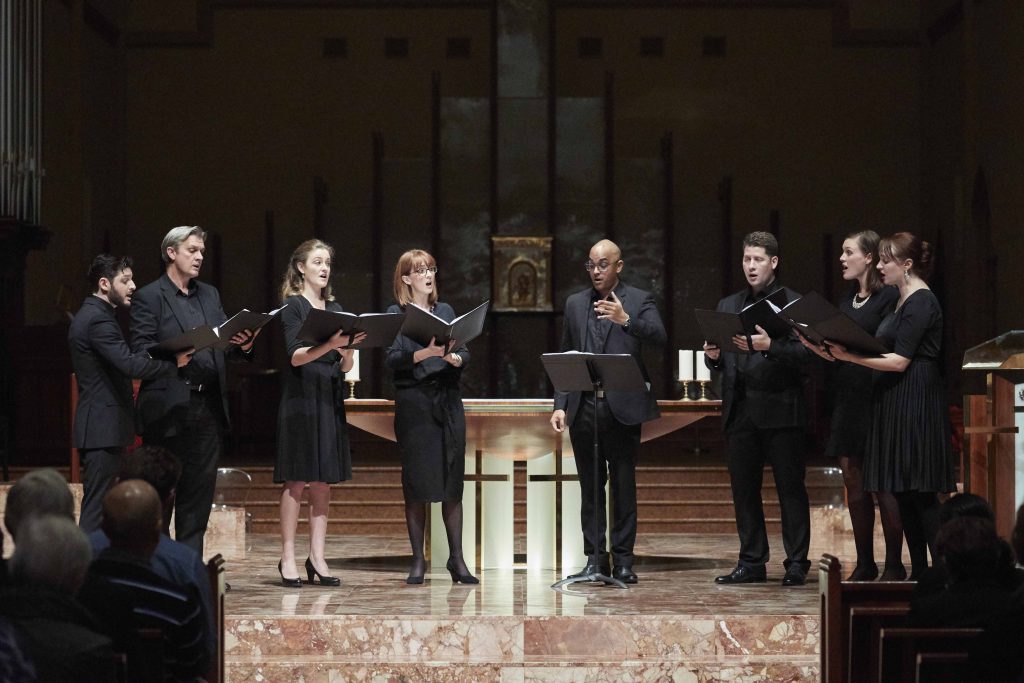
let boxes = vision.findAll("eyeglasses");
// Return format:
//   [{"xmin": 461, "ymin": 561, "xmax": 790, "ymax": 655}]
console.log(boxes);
[
  {"xmin": 584, "ymin": 260, "xmax": 616, "ymax": 273},
  {"xmin": 410, "ymin": 266, "xmax": 438, "ymax": 276}
]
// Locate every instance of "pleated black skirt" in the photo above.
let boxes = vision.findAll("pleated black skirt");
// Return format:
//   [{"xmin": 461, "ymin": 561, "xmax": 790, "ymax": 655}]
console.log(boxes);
[{"xmin": 863, "ymin": 358, "xmax": 955, "ymax": 493}]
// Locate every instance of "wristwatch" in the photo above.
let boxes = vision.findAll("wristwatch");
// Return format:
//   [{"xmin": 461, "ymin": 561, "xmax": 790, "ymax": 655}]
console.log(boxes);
[{"xmin": 621, "ymin": 315, "xmax": 631, "ymax": 332}]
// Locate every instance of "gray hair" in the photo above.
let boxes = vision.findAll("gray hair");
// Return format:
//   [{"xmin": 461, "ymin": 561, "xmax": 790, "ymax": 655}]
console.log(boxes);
[
  {"xmin": 161, "ymin": 225, "xmax": 208, "ymax": 264},
  {"xmin": 10, "ymin": 515, "xmax": 92, "ymax": 593},
  {"xmin": 4, "ymin": 468, "xmax": 75, "ymax": 541}
]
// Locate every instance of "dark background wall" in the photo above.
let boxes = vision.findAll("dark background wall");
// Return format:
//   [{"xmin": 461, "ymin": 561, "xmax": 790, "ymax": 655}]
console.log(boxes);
[{"xmin": 7, "ymin": 0, "xmax": 1021, "ymax": 465}]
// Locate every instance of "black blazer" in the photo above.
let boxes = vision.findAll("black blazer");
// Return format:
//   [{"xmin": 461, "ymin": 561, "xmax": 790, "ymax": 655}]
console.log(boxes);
[
  {"xmin": 130, "ymin": 274, "xmax": 243, "ymax": 438},
  {"xmin": 68, "ymin": 296, "xmax": 175, "ymax": 449},
  {"xmin": 706, "ymin": 282, "xmax": 812, "ymax": 431},
  {"xmin": 554, "ymin": 282, "xmax": 666, "ymax": 427}
]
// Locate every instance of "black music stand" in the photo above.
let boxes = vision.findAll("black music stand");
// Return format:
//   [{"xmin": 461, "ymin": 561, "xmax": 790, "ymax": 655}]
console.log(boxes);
[{"xmin": 542, "ymin": 352, "xmax": 647, "ymax": 591}]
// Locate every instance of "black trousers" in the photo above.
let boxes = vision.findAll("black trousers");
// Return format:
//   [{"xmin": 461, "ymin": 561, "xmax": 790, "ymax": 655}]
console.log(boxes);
[
  {"xmin": 146, "ymin": 390, "xmax": 224, "ymax": 556},
  {"xmin": 726, "ymin": 410, "xmax": 811, "ymax": 572},
  {"xmin": 79, "ymin": 446, "xmax": 125, "ymax": 533},
  {"xmin": 568, "ymin": 394, "xmax": 641, "ymax": 567}
]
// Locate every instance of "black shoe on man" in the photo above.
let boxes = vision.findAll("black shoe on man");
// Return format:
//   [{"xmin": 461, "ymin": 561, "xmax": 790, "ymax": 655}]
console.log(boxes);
[
  {"xmin": 612, "ymin": 565, "xmax": 638, "ymax": 584},
  {"xmin": 714, "ymin": 565, "xmax": 767, "ymax": 585},
  {"xmin": 567, "ymin": 560, "xmax": 611, "ymax": 580},
  {"xmin": 781, "ymin": 565, "xmax": 807, "ymax": 587}
]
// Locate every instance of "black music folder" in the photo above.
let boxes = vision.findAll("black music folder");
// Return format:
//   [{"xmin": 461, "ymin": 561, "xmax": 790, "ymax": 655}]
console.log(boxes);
[
  {"xmin": 213, "ymin": 305, "xmax": 287, "ymax": 350},
  {"xmin": 399, "ymin": 300, "xmax": 490, "ymax": 353},
  {"xmin": 776, "ymin": 291, "xmax": 889, "ymax": 356},
  {"xmin": 151, "ymin": 326, "xmax": 220, "ymax": 356},
  {"xmin": 296, "ymin": 309, "xmax": 405, "ymax": 349},
  {"xmin": 695, "ymin": 288, "xmax": 794, "ymax": 353},
  {"xmin": 541, "ymin": 352, "xmax": 647, "ymax": 393}
]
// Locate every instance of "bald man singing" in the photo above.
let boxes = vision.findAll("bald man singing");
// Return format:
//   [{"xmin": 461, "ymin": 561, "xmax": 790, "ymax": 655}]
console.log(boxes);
[{"xmin": 551, "ymin": 239, "xmax": 666, "ymax": 583}]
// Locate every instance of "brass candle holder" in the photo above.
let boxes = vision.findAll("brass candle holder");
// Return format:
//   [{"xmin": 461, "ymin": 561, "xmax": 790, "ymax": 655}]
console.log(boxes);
[
  {"xmin": 677, "ymin": 379, "xmax": 694, "ymax": 401},
  {"xmin": 697, "ymin": 380, "xmax": 710, "ymax": 401},
  {"xmin": 346, "ymin": 380, "xmax": 358, "ymax": 399}
]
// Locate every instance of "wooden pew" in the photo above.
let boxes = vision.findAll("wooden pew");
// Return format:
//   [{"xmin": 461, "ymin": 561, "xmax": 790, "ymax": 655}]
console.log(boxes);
[
  {"xmin": 877, "ymin": 627, "xmax": 982, "ymax": 683},
  {"xmin": 819, "ymin": 554, "xmax": 915, "ymax": 683},
  {"xmin": 205, "ymin": 554, "xmax": 226, "ymax": 683}
]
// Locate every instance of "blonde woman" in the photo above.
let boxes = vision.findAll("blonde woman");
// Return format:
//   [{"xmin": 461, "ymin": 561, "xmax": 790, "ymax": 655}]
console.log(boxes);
[{"xmin": 274, "ymin": 239, "xmax": 364, "ymax": 587}]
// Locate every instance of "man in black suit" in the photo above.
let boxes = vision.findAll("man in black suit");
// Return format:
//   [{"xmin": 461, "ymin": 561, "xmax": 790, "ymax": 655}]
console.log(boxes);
[
  {"xmin": 550, "ymin": 239, "xmax": 666, "ymax": 584},
  {"xmin": 130, "ymin": 226, "xmax": 257, "ymax": 554},
  {"xmin": 68, "ymin": 254, "xmax": 192, "ymax": 532},
  {"xmin": 704, "ymin": 231, "xmax": 812, "ymax": 586}
]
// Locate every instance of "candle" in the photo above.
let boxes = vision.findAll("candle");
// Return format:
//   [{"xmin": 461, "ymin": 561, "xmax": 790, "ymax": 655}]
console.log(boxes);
[
  {"xmin": 347, "ymin": 349, "xmax": 360, "ymax": 382},
  {"xmin": 696, "ymin": 351, "xmax": 711, "ymax": 381},
  {"xmin": 678, "ymin": 349, "xmax": 693, "ymax": 381}
]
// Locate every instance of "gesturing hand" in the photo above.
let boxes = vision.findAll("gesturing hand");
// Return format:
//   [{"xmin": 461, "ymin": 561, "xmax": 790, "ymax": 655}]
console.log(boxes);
[{"xmin": 594, "ymin": 291, "xmax": 629, "ymax": 325}]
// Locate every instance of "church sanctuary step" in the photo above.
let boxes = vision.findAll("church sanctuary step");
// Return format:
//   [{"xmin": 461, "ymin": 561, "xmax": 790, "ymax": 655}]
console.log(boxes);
[{"xmin": 223, "ymin": 534, "xmax": 820, "ymax": 682}]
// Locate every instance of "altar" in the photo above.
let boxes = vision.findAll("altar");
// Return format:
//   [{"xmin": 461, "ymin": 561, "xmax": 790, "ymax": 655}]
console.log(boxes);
[{"xmin": 345, "ymin": 398, "xmax": 721, "ymax": 571}]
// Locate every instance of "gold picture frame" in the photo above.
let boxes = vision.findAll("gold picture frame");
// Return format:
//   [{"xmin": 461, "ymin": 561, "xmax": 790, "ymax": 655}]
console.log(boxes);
[{"xmin": 491, "ymin": 236, "xmax": 553, "ymax": 312}]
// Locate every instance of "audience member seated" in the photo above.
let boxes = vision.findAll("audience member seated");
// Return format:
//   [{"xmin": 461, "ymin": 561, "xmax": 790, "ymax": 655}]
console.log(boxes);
[
  {"xmin": 2, "ymin": 468, "xmax": 75, "ymax": 583},
  {"xmin": 0, "ymin": 515, "xmax": 117, "ymax": 682},
  {"xmin": 88, "ymin": 445, "xmax": 215, "ymax": 655},
  {"xmin": 913, "ymin": 493, "xmax": 1022, "ymax": 599},
  {"xmin": 909, "ymin": 515, "xmax": 1024, "ymax": 682},
  {"xmin": 1012, "ymin": 502, "xmax": 1024, "ymax": 568},
  {"xmin": 79, "ymin": 481, "xmax": 211, "ymax": 682}
]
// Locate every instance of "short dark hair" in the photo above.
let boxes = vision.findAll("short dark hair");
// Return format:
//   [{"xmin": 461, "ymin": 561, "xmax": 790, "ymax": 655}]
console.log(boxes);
[
  {"xmin": 742, "ymin": 231, "xmax": 779, "ymax": 258},
  {"xmin": 938, "ymin": 492, "xmax": 994, "ymax": 526},
  {"xmin": 87, "ymin": 254, "xmax": 133, "ymax": 292},
  {"xmin": 118, "ymin": 445, "xmax": 182, "ymax": 502},
  {"xmin": 937, "ymin": 515, "xmax": 1002, "ymax": 583}
]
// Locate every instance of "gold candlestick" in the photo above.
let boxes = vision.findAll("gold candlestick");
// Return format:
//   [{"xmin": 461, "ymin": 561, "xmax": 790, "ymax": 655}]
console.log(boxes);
[
  {"xmin": 677, "ymin": 379, "xmax": 693, "ymax": 401},
  {"xmin": 346, "ymin": 380, "xmax": 358, "ymax": 399},
  {"xmin": 697, "ymin": 380, "xmax": 710, "ymax": 401}
]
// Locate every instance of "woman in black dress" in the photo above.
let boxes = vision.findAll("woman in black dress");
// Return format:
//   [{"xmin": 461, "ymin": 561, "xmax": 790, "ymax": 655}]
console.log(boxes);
[
  {"xmin": 386, "ymin": 249, "xmax": 477, "ymax": 585},
  {"xmin": 829, "ymin": 232, "xmax": 955, "ymax": 579},
  {"xmin": 802, "ymin": 230, "xmax": 903, "ymax": 580},
  {"xmin": 275, "ymin": 239, "xmax": 364, "ymax": 587}
]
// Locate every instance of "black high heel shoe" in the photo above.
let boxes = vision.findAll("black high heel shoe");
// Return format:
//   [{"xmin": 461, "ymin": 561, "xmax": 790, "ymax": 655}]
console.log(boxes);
[
  {"xmin": 406, "ymin": 557, "xmax": 426, "ymax": 585},
  {"xmin": 278, "ymin": 561, "xmax": 303, "ymax": 588},
  {"xmin": 305, "ymin": 558, "xmax": 341, "ymax": 586},
  {"xmin": 446, "ymin": 557, "xmax": 479, "ymax": 585}
]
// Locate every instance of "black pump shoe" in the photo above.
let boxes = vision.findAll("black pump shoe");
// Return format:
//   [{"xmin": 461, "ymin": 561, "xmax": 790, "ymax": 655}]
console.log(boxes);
[
  {"xmin": 406, "ymin": 557, "xmax": 427, "ymax": 585},
  {"xmin": 446, "ymin": 557, "xmax": 479, "ymax": 584},
  {"xmin": 278, "ymin": 561, "xmax": 303, "ymax": 588},
  {"xmin": 305, "ymin": 558, "xmax": 341, "ymax": 586}
]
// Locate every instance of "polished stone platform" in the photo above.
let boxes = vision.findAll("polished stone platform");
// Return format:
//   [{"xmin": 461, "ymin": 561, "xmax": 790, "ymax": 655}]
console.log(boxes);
[{"xmin": 222, "ymin": 527, "xmax": 875, "ymax": 682}]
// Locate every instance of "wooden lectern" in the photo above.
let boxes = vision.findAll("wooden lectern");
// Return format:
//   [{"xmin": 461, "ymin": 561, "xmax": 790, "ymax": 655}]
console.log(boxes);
[{"xmin": 961, "ymin": 331, "xmax": 1024, "ymax": 537}]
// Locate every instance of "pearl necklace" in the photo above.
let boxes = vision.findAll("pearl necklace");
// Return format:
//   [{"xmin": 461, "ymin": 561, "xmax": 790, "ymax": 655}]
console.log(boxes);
[{"xmin": 852, "ymin": 292, "xmax": 871, "ymax": 310}]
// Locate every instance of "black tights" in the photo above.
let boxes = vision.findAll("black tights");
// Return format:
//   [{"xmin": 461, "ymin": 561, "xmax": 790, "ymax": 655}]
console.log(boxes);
[
  {"xmin": 894, "ymin": 490, "xmax": 940, "ymax": 578},
  {"xmin": 842, "ymin": 456, "xmax": 904, "ymax": 572},
  {"xmin": 405, "ymin": 499, "xmax": 471, "ymax": 575}
]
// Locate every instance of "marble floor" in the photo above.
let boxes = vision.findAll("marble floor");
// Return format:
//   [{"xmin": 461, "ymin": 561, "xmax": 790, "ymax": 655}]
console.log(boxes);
[{"xmin": 222, "ymin": 526, "xmax": 874, "ymax": 681}]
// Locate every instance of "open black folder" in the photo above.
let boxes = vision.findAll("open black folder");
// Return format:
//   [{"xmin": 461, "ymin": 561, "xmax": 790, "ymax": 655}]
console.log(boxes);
[
  {"xmin": 694, "ymin": 288, "xmax": 794, "ymax": 353},
  {"xmin": 296, "ymin": 309, "xmax": 405, "ymax": 349},
  {"xmin": 399, "ymin": 300, "xmax": 490, "ymax": 353},
  {"xmin": 152, "ymin": 305, "xmax": 286, "ymax": 355},
  {"xmin": 212, "ymin": 305, "xmax": 287, "ymax": 350},
  {"xmin": 775, "ymin": 291, "xmax": 889, "ymax": 356}
]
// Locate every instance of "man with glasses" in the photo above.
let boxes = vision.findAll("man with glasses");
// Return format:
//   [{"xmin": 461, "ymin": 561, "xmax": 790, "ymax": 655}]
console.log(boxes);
[{"xmin": 550, "ymin": 239, "xmax": 666, "ymax": 583}]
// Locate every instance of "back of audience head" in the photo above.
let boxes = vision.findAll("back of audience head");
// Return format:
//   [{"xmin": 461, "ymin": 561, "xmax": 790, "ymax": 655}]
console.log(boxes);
[
  {"xmin": 4, "ymin": 468, "xmax": 74, "ymax": 541},
  {"xmin": 938, "ymin": 492, "xmax": 994, "ymax": 526},
  {"xmin": 1013, "ymin": 502, "xmax": 1024, "ymax": 566},
  {"xmin": 101, "ymin": 480, "xmax": 162, "ymax": 559},
  {"xmin": 10, "ymin": 515, "xmax": 92, "ymax": 594},
  {"xmin": 117, "ymin": 445, "xmax": 181, "ymax": 510},
  {"xmin": 936, "ymin": 515, "xmax": 1004, "ymax": 584}
]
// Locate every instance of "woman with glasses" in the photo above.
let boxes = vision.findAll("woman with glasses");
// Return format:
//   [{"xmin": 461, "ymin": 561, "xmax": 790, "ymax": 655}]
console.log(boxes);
[
  {"xmin": 274, "ymin": 239, "xmax": 364, "ymax": 587},
  {"xmin": 386, "ymin": 249, "xmax": 477, "ymax": 585}
]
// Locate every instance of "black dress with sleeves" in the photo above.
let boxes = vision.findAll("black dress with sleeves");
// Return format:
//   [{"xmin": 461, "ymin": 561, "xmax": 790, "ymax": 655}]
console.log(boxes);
[
  {"xmin": 273, "ymin": 295, "xmax": 352, "ymax": 484},
  {"xmin": 824, "ymin": 285, "xmax": 899, "ymax": 458},
  {"xmin": 863, "ymin": 289, "xmax": 955, "ymax": 493},
  {"xmin": 386, "ymin": 302, "xmax": 468, "ymax": 502}
]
